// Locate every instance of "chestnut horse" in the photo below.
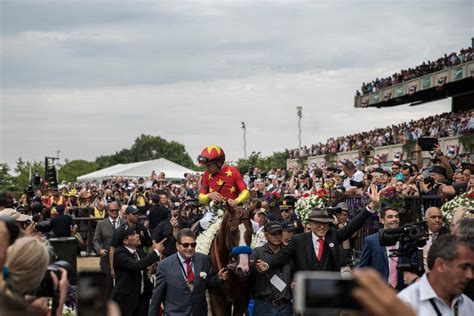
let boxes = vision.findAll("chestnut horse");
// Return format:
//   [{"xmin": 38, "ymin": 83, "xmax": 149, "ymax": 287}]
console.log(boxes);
[{"xmin": 209, "ymin": 203, "xmax": 253, "ymax": 316}]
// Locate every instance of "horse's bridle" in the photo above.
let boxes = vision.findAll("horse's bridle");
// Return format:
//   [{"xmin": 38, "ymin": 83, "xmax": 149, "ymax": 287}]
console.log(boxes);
[{"xmin": 213, "ymin": 215, "xmax": 251, "ymax": 273}]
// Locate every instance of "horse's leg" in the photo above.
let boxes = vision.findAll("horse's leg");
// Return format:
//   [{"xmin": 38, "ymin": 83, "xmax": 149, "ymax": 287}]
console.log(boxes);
[
  {"xmin": 209, "ymin": 287, "xmax": 226, "ymax": 316},
  {"xmin": 231, "ymin": 282, "xmax": 250, "ymax": 316}
]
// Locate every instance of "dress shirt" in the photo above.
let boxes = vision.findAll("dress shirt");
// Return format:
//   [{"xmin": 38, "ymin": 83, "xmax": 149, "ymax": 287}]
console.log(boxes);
[
  {"xmin": 109, "ymin": 217, "xmax": 119, "ymax": 229},
  {"xmin": 398, "ymin": 273, "xmax": 474, "ymax": 316},
  {"xmin": 177, "ymin": 252, "xmax": 194, "ymax": 280},
  {"xmin": 311, "ymin": 233, "xmax": 325, "ymax": 258}
]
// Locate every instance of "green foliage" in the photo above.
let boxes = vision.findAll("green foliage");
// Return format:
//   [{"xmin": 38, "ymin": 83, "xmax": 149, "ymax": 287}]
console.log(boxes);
[
  {"xmin": 235, "ymin": 150, "xmax": 289, "ymax": 174},
  {"xmin": 4, "ymin": 135, "xmax": 197, "ymax": 186},
  {"xmin": 58, "ymin": 160, "xmax": 99, "ymax": 183},
  {"xmin": 14, "ymin": 158, "xmax": 45, "ymax": 191},
  {"xmin": 95, "ymin": 134, "xmax": 195, "ymax": 170},
  {"xmin": 0, "ymin": 163, "xmax": 15, "ymax": 191}
]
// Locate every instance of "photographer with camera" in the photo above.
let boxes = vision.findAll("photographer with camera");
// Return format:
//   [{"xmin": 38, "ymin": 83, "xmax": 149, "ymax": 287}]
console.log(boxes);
[
  {"xmin": 341, "ymin": 160, "xmax": 364, "ymax": 197},
  {"xmin": 397, "ymin": 234, "xmax": 474, "ymax": 315},
  {"xmin": 50, "ymin": 205, "xmax": 78, "ymax": 238},
  {"xmin": 400, "ymin": 207, "xmax": 448, "ymax": 286},
  {"xmin": 144, "ymin": 194, "xmax": 171, "ymax": 233},
  {"xmin": 0, "ymin": 237, "xmax": 69, "ymax": 316},
  {"xmin": 358, "ymin": 205, "xmax": 406, "ymax": 290}
]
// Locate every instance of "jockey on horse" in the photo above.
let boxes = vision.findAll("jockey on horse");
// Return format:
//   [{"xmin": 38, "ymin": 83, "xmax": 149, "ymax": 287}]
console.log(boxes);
[{"xmin": 197, "ymin": 145, "xmax": 250, "ymax": 230}]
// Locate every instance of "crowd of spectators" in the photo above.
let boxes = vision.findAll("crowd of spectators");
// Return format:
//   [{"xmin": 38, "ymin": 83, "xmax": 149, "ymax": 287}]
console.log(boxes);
[
  {"xmin": 1, "ymin": 116, "xmax": 473, "ymax": 315},
  {"xmin": 356, "ymin": 47, "xmax": 473, "ymax": 96},
  {"xmin": 289, "ymin": 110, "xmax": 473, "ymax": 158}
]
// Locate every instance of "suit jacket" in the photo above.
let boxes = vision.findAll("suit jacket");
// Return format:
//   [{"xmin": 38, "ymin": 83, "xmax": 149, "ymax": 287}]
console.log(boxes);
[
  {"xmin": 267, "ymin": 208, "xmax": 372, "ymax": 272},
  {"xmin": 148, "ymin": 252, "xmax": 220, "ymax": 316},
  {"xmin": 112, "ymin": 246, "xmax": 159, "ymax": 315},
  {"xmin": 357, "ymin": 232, "xmax": 404, "ymax": 290},
  {"xmin": 93, "ymin": 217, "xmax": 124, "ymax": 270}
]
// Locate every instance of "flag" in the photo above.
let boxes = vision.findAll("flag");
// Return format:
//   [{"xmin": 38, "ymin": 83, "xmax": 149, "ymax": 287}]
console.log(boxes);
[
  {"xmin": 393, "ymin": 152, "xmax": 403, "ymax": 163},
  {"xmin": 436, "ymin": 76, "xmax": 447, "ymax": 91},
  {"xmin": 446, "ymin": 144, "xmax": 460, "ymax": 157}
]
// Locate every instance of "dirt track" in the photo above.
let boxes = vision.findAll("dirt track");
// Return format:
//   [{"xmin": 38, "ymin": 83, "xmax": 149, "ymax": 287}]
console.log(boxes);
[{"xmin": 77, "ymin": 257, "xmax": 100, "ymax": 271}]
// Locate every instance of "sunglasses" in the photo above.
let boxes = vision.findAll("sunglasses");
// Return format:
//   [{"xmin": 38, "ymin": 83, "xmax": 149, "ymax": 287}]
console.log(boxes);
[
  {"xmin": 281, "ymin": 209, "xmax": 291, "ymax": 213},
  {"xmin": 179, "ymin": 242, "xmax": 197, "ymax": 248}
]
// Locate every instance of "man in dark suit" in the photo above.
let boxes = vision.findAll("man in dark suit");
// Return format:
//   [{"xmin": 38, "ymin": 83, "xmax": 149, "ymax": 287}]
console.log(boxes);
[
  {"xmin": 257, "ymin": 184, "xmax": 380, "ymax": 273},
  {"xmin": 112, "ymin": 225, "xmax": 166, "ymax": 316},
  {"xmin": 357, "ymin": 206, "xmax": 405, "ymax": 290},
  {"xmin": 93, "ymin": 201, "xmax": 124, "ymax": 279},
  {"xmin": 148, "ymin": 228, "xmax": 229, "ymax": 316}
]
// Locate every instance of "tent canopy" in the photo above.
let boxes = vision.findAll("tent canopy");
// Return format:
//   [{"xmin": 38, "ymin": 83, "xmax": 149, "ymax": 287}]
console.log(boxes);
[{"xmin": 76, "ymin": 158, "xmax": 197, "ymax": 182}]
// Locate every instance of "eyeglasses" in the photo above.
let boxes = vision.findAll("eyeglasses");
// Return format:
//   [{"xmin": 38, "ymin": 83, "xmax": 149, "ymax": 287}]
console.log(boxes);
[
  {"xmin": 281, "ymin": 209, "xmax": 291, "ymax": 213},
  {"xmin": 179, "ymin": 242, "xmax": 197, "ymax": 248},
  {"xmin": 109, "ymin": 209, "xmax": 119, "ymax": 212}
]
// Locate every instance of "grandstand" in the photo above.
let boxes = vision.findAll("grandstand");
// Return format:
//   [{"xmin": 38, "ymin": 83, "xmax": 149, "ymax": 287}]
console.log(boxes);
[
  {"xmin": 288, "ymin": 41, "xmax": 474, "ymax": 168},
  {"xmin": 354, "ymin": 39, "xmax": 474, "ymax": 112}
]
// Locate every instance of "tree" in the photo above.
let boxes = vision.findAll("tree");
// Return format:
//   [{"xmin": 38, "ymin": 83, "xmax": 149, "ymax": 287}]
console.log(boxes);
[
  {"xmin": 14, "ymin": 159, "xmax": 45, "ymax": 191},
  {"xmin": 235, "ymin": 150, "xmax": 289, "ymax": 174},
  {"xmin": 0, "ymin": 163, "xmax": 15, "ymax": 191},
  {"xmin": 58, "ymin": 160, "xmax": 99, "ymax": 183},
  {"xmin": 95, "ymin": 134, "xmax": 195, "ymax": 169}
]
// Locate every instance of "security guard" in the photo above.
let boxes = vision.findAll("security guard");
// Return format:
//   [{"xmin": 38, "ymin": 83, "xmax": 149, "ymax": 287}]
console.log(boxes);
[{"xmin": 250, "ymin": 221, "xmax": 293, "ymax": 315}]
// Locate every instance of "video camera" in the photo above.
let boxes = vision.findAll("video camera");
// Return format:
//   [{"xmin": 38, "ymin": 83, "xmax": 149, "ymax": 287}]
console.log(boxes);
[{"xmin": 379, "ymin": 221, "xmax": 429, "ymax": 274}]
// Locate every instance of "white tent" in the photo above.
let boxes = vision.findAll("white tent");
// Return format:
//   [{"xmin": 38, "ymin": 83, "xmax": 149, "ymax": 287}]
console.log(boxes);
[{"xmin": 76, "ymin": 158, "xmax": 197, "ymax": 181}]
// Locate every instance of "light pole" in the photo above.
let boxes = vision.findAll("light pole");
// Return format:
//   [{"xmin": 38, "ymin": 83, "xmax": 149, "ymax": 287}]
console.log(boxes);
[
  {"xmin": 296, "ymin": 106, "xmax": 303, "ymax": 148},
  {"xmin": 241, "ymin": 122, "xmax": 247, "ymax": 158}
]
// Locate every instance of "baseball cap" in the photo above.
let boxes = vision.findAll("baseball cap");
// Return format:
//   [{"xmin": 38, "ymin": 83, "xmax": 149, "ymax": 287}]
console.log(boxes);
[
  {"xmin": 281, "ymin": 221, "xmax": 296, "ymax": 232},
  {"xmin": 125, "ymin": 206, "xmax": 139, "ymax": 214},
  {"xmin": 264, "ymin": 221, "xmax": 284, "ymax": 234},
  {"xmin": 116, "ymin": 225, "xmax": 138, "ymax": 245}
]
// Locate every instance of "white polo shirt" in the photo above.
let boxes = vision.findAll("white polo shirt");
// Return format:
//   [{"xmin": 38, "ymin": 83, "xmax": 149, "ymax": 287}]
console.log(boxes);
[{"xmin": 397, "ymin": 273, "xmax": 474, "ymax": 316}]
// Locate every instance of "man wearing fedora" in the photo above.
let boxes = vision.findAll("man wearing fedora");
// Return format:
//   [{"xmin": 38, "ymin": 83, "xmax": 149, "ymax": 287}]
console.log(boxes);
[{"xmin": 256, "ymin": 184, "xmax": 380, "ymax": 273}]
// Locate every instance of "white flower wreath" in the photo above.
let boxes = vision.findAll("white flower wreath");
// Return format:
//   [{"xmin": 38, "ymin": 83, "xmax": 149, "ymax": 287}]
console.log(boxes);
[
  {"xmin": 440, "ymin": 191, "xmax": 474, "ymax": 225},
  {"xmin": 294, "ymin": 194, "xmax": 327, "ymax": 223},
  {"xmin": 196, "ymin": 202, "xmax": 225, "ymax": 255}
]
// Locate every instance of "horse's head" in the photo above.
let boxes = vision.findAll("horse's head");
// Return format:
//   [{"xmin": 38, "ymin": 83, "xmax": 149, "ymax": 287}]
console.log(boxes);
[{"xmin": 223, "ymin": 203, "xmax": 252, "ymax": 278}]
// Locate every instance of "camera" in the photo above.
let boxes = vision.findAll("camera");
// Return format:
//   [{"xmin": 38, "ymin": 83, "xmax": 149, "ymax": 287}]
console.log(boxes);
[
  {"xmin": 294, "ymin": 271, "xmax": 361, "ymax": 314},
  {"xmin": 35, "ymin": 260, "xmax": 72, "ymax": 297},
  {"xmin": 379, "ymin": 221, "xmax": 429, "ymax": 274},
  {"xmin": 349, "ymin": 180, "xmax": 364, "ymax": 188},
  {"xmin": 35, "ymin": 220, "xmax": 53, "ymax": 233}
]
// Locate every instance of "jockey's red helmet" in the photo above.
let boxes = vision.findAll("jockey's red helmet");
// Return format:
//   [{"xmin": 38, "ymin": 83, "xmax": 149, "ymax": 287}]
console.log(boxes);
[{"xmin": 197, "ymin": 145, "xmax": 226, "ymax": 166}]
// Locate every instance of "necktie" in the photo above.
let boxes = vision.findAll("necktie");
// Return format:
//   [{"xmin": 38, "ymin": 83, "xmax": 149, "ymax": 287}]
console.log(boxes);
[
  {"xmin": 317, "ymin": 238, "xmax": 323, "ymax": 261},
  {"xmin": 112, "ymin": 220, "xmax": 117, "ymax": 229},
  {"xmin": 186, "ymin": 259, "xmax": 195, "ymax": 283},
  {"xmin": 388, "ymin": 245, "xmax": 398, "ymax": 288},
  {"xmin": 134, "ymin": 251, "xmax": 144, "ymax": 294}
]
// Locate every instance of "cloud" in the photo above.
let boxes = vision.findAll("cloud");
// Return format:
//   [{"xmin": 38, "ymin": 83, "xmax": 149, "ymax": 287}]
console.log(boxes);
[{"xmin": 0, "ymin": 0, "xmax": 468, "ymax": 168}]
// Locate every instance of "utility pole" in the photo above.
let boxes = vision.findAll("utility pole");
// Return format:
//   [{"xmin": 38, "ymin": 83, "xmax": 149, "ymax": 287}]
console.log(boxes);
[
  {"xmin": 241, "ymin": 122, "xmax": 247, "ymax": 158},
  {"xmin": 296, "ymin": 106, "xmax": 303, "ymax": 148}
]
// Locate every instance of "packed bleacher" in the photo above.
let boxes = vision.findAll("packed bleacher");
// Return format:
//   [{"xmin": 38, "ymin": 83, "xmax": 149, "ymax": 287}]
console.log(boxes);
[
  {"xmin": 289, "ymin": 110, "xmax": 473, "ymax": 158},
  {"xmin": 356, "ymin": 47, "xmax": 473, "ymax": 96},
  {"xmin": 1, "ymin": 113, "xmax": 474, "ymax": 316}
]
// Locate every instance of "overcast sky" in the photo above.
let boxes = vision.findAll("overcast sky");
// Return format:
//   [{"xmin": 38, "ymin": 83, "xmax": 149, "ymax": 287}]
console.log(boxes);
[{"xmin": 1, "ymin": 0, "xmax": 472, "ymax": 169}]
